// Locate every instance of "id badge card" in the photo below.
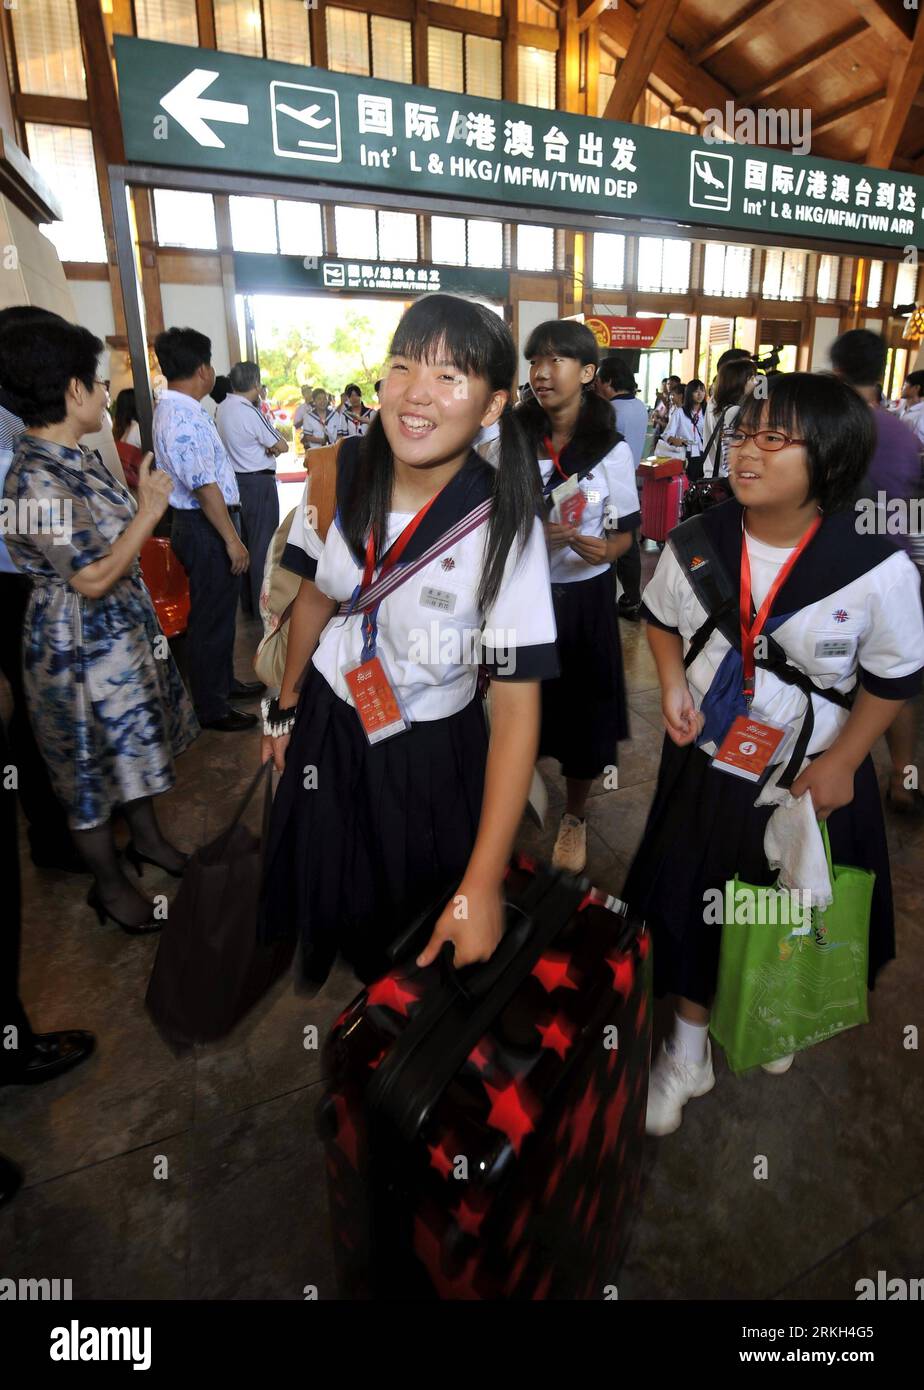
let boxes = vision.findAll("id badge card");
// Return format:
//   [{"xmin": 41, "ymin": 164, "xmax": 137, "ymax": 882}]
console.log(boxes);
[
  {"xmin": 710, "ymin": 714, "xmax": 790, "ymax": 782},
  {"xmin": 343, "ymin": 654, "xmax": 409, "ymax": 744},
  {"xmin": 550, "ymin": 475, "xmax": 586, "ymax": 528}
]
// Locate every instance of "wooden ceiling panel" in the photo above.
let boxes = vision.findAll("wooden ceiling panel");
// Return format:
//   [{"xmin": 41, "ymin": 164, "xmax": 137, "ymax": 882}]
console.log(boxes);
[
  {"xmin": 706, "ymin": 15, "xmax": 850, "ymax": 95},
  {"xmin": 592, "ymin": 0, "xmax": 921, "ymax": 169}
]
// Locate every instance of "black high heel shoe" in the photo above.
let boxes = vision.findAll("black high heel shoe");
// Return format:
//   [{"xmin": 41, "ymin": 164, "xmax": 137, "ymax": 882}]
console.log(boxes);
[
  {"xmin": 123, "ymin": 841, "xmax": 190, "ymax": 879},
  {"xmin": 86, "ymin": 884, "xmax": 161, "ymax": 936}
]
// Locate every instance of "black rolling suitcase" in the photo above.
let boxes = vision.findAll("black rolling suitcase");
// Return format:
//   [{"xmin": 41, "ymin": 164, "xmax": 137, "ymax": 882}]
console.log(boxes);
[{"xmin": 317, "ymin": 853, "xmax": 652, "ymax": 1300}]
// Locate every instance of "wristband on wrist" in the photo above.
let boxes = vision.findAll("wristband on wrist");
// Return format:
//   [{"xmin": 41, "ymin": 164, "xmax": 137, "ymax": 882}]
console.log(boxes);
[{"xmin": 261, "ymin": 695, "xmax": 298, "ymax": 738}]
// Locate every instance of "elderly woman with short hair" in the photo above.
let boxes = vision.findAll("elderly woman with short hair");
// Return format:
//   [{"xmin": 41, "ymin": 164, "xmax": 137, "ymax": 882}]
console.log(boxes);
[{"xmin": 0, "ymin": 317, "xmax": 198, "ymax": 933}]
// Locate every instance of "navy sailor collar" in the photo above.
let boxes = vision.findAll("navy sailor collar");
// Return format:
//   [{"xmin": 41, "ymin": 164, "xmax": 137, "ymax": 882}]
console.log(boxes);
[
  {"xmin": 334, "ymin": 435, "xmax": 494, "ymax": 567},
  {"xmin": 693, "ymin": 496, "xmax": 900, "ymax": 619}
]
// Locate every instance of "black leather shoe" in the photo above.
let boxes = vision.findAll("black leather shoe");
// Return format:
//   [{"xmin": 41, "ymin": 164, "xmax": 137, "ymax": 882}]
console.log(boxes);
[
  {"xmin": 201, "ymin": 708, "xmax": 258, "ymax": 732},
  {"xmin": 0, "ymin": 1030, "xmax": 96, "ymax": 1086},
  {"xmin": 229, "ymin": 679, "xmax": 265, "ymax": 699},
  {"xmin": 0, "ymin": 1154, "xmax": 24, "ymax": 1207}
]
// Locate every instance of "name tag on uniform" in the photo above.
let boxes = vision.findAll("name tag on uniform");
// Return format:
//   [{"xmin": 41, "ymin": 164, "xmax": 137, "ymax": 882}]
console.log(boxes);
[
  {"xmin": 815, "ymin": 637, "xmax": 853, "ymax": 659},
  {"xmin": 343, "ymin": 656, "xmax": 409, "ymax": 744},
  {"xmin": 711, "ymin": 715, "xmax": 789, "ymax": 782},
  {"xmin": 419, "ymin": 585, "xmax": 457, "ymax": 614}
]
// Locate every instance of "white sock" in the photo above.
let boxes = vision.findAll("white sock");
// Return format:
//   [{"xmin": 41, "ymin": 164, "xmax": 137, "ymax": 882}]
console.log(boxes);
[{"xmin": 668, "ymin": 1013, "xmax": 709, "ymax": 1065}]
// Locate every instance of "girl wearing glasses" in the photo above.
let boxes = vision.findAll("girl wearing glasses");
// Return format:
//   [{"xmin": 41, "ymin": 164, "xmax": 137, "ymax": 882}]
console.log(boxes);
[{"xmin": 623, "ymin": 372, "xmax": 924, "ymax": 1135}]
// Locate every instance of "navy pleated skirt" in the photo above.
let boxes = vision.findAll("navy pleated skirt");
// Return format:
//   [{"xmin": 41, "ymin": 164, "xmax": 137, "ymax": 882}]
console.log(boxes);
[
  {"xmin": 622, "ymin": 739, "xmax": 894, "ymax": 1006},
  {"xmin": 539, "ymin": 569, "xmax": 629, "ymax": 780},
  {"xmin": 260, "ymin": 664, "xmax": 488, "ymax": 986}
]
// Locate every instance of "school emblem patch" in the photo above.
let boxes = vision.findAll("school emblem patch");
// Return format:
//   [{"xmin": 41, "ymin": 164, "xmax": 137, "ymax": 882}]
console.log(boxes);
[
  {"xmin": 689, "ymin": 555, "xmax": 707, "ymax": 571},
  {"xmin": 832, "ymin": 609, "xmax": 848, "ymax": 623},
  {"xmin": 441, "ymin": 556, "xmax": 455, "ymax": 571}
]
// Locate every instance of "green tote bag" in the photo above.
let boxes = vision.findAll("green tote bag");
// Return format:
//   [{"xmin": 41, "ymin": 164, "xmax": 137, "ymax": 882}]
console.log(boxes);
[{"xmin": 710, "ymin": 823, "xmax": 872, "ymax": 1074}]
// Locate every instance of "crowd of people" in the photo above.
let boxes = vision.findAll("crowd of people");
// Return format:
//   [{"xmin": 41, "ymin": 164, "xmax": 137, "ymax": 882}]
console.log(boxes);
[
  {"xmin": 292, "ymin": 382, "xmax": 378, "ymax": 449},
  {"xmin": 1, "ymin": 296, "xmax": 923, "ymax": 1205}
]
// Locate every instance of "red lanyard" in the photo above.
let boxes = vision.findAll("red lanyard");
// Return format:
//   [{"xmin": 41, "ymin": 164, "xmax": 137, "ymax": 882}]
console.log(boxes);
[
  {"xmin": 739, "ymin": 513, "xmax": 822, "ymax": 703},
  {"xmin": 358, "ymin": 488, "xmax": 443, "ymax": 612},
  {"xmin": 543, "ymin": 436, "xmax": 569, "ymax": 482}
]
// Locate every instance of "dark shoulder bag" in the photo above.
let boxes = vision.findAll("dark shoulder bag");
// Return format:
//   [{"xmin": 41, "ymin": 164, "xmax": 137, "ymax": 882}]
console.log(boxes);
[
  {"xmin": 145, "ymin": 762, "xmax": 294, "ymax": 1050},
  {"xmin": 682, "ymin": 409, "xmax": 733, "ymax": 519}
]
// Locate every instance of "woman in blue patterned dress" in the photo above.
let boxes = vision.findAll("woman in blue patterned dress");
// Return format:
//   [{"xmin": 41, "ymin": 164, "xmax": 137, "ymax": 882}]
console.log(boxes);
[{"xmin": 0, "ymin": 317, "xmax": 198, "ymax": 933}]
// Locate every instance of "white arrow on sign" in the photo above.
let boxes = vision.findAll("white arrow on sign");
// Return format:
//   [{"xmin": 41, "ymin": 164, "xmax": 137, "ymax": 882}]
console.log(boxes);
[{"xmin": 160, "ymin": 69, "xmax": 249, "ymax": 149}]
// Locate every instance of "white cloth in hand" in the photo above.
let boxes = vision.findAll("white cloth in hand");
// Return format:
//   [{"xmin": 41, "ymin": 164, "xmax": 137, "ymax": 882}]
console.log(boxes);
[{"xmin": 755, "ymin": 762, "xmax": 833, "ymax": 909}]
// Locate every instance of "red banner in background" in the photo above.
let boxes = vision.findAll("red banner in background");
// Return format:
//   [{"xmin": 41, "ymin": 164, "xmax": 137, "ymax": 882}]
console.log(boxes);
[{"xmin": 586, "ymin": 316, "xmax": 688, "ymax": 350}]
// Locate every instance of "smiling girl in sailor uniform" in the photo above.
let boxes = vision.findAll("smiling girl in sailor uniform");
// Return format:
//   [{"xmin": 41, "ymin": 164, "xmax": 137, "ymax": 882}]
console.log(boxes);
[
  {"xmin": 624, "ymin": 373, "xmax": 924, "ymax": 1136},
  {"xmin": 258, "ymin": 296, "xmax": 558, "ymax": 987},
  {"xmin": 517, "ymin": 320, "xmax": 641, "ymax": 875}
]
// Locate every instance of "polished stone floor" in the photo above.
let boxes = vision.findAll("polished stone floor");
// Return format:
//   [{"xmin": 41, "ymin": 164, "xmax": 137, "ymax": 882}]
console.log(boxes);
[{"xmin": 1, "ymin": 565, "xmax": 923, "ymax": 1300}]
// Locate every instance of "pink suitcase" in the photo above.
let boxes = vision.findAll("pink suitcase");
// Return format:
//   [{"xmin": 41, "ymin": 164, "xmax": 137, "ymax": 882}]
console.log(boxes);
[{"xmin": 640, "ymin": 473, "xmax": 689, "ymax": 543}]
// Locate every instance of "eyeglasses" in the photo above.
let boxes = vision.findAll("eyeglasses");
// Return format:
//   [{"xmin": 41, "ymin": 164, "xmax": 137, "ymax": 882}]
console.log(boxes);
[{"xmin": 726, "ymin": 429, "xmax": 806, "ymax": 452}]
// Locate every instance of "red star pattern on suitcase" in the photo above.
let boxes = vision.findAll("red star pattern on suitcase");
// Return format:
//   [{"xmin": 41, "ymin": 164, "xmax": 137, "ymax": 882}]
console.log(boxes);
[
  {"xmin": 320, "ymin": 857, "xmax": 653, "ymax": 1300},
  {"xmin": 484, "ymin": 1078, "xmax": 538, "ymax": 1155},
  {"xmin": 531, "ymin": 950, "xmax": 579, "ymax": 993},
  {"xmin": 605, "ymin": 951, "xmax": 635, "ymax": 998},
  {"xmin": 566, "ymin": 1075, "xmax": 598, "ymax": 1162},
  {"xmin": 536, "ymin": 1013, "xmax": 577, "ymax": 1059},
  {"xmin": 365, "ymin": 975, "xmax": 422, "ymax": 1017},
  {"xmin": 413, "ymin": 1217, "xmax": 483, "ymax": 1300},
  {"xmin": 427, "ymin": 1138, "xmax": 455, "ymax": 1179},
  {"xmin": 453, "ymin": 1193, "xmax": 489, "ymax": 1237}
]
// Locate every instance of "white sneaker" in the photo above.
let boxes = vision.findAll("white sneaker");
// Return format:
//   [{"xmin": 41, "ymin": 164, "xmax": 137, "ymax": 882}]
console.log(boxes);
[
  {"xmin": 552, "ymin": 813, "xmax": 587, "ymax": 873},
  {"xmin": 761, "ymin": 1053, "xmax": 794, "ymax": 1075},
  {"xmin": 645, "ymin": 1039, "xmax": 715, "ymax": 1136}
]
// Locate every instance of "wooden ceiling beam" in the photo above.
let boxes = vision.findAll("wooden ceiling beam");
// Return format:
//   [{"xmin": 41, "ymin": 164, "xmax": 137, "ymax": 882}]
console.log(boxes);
[
  {"xmin": 577, "ymin": 0, "xmax": 614, "ymax": 33},
  {"xmin": 599, "ymin": 4, "xmax": 735, "ymax": 119},
  {"xmin": 843, "ymin": 0, "xmax": 912, "ymax": 52},
  {"xmin": 811, "ymin": 88, "xmax": 888, "ymax": 138},
  {"xmin": 867, "ymin": 18, "xmax": 924, "ymax": 167},
  {"xmin": 689, "ymin": 0, "xmax": 788, "ymax": 67},
  {"xmin": 737, "ymin": 20, "xmax": 867, "ymax": 106},
  {"xmin": 602, "ymin": 0, "xmax": 683, "ymax": 121}
]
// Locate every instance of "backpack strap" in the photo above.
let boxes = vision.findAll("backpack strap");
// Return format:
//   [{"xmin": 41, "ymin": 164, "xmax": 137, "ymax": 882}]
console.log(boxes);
[
  {"xmin": 668, "ymin": 516, "xmax": 739, "ymax": 667},
  {"xmin": 306, "ymin": 438, "xmax": 342, "ymax": 541},
  {"xmin": 669, "ymin": 515, "xmax": 856, "ymax": 784}
]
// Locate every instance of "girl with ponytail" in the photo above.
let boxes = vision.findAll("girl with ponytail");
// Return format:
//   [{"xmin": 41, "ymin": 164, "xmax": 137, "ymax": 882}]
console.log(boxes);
[
  {"xmin": 259, "ymin": 294, "xmax": 558, "ymax": 986},
  {"xmin": 518, "ymin": 320, "xmax": 641, "ymax": 874}
]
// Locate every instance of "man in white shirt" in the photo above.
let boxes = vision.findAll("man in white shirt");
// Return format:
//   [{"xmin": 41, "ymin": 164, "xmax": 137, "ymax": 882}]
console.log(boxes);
[
  {"xmin": 216, "ymin": 360, "xmax": 288, "ymax": 619},
  {"xmin": 292, "ymin": 384, "xmax": 313, "ymax": 455},
  {"xmin": 153, "ymin": 327, "xmax": 260, "ymax": 732},
  {"xmin": 898, "ymin": 371, "xmax": 924, "ymax": 448}
]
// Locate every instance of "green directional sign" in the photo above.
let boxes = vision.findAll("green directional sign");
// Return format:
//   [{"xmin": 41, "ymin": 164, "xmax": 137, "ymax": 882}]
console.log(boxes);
[
  {"xmin": 115, "ymin": 36, "xmax": 924, "ymax": 251},
  {"xmin": 233, "ymin": 252, "xmax": 509, "ymax": 300}
]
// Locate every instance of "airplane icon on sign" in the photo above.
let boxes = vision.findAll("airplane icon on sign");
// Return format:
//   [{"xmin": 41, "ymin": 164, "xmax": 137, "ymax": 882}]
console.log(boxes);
[
  {"xmin": 274, "ymin": 103, "xmax": 333, "ymax": 133},
  {"xmin": 271, "ymin": 81, "xmax": 342, "ymax": 162},
  {"xmin": 689, "ymin": 150, "xmax": 733, "ymax": 210}
]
